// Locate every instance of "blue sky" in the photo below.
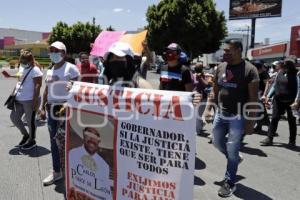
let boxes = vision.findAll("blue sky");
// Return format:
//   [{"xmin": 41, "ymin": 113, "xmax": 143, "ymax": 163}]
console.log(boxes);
[{"xmin": 0, "ymin": 0, "xmax": 299, "ymax": 43}]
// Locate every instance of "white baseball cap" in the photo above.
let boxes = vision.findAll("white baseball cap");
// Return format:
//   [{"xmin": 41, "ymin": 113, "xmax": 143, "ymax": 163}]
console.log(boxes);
[
  {"xmin": 50, "ymin": 41, "xmax": 67, "ymax": 53},
  {"xmin": 105, "ymin": 42, "xmax": 134, "ymax": 59}
]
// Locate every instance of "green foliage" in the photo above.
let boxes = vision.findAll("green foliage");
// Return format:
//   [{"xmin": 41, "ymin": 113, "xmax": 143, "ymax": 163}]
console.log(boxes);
[
  {"xmin": 48, "ymin": 21, "xmax": 102, "ymax": 54},
  {"xmin": 146, "ymin": 0, "xmax": 227, "ymax": 58}
]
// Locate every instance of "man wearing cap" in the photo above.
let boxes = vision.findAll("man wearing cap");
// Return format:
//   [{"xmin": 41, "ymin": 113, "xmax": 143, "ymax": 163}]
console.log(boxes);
[
  {"xmin": 159, "ymin": 43, "xmax": 194, "ymax": 92},
  {"xmin": 68, "ymin": 127, "xmax": 112, "ymax": 200},
  {"xmin": 40, "ymin": 41, "xmax": 80, "ymax": 186}
]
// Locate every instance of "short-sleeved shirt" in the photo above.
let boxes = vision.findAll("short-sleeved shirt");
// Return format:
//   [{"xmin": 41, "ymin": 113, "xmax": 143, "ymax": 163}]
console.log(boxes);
[
  {"xmin": 215, "ymin": 61, "xmax": 259, "ymax": 115},
  {"xmin": 15, "ymin": 66, "xmax": 43, "ymax": 101},
  {"xmin": 45, "ymin": 62, "xmax": 80, "ymax": 103},
  {"xmin": 77, "ymin": 63, "xmax": 98, "ymax": 83},
  {"xmin": 159, "ymin": 64, "xmax": 193, "ymax": 91}
]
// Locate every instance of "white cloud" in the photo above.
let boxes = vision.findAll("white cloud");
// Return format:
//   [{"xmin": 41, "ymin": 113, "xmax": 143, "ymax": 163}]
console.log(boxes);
[
  {"xmin": 127, "ymin": 9, "xmax": 131, "ymax": 13},
  {"xmin": 113, "ymin": 8, "xmax": 124, "ymax": 13}
]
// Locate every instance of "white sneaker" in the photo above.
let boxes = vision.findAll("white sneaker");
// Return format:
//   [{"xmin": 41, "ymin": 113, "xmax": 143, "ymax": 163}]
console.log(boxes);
[{"xmin": 43, "ymin": 171, "xmax": 63, "ymax": 186}]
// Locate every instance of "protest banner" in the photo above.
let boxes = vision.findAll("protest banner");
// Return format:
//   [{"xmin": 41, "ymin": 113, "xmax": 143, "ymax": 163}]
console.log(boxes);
[
  {"xmin": 119, "ymin": 30, "xmax": 148, "ymax": 56},
  {"xmin": 66, "ymin": 81, "xmax": 196, "ymax": 200},
  {"xmin": 90, "ymin": 31, "xmax": 125, "ymax": 57},
  {"xmin": 90, "ymin": 30, "xmax": 148, "ymax": 57}
]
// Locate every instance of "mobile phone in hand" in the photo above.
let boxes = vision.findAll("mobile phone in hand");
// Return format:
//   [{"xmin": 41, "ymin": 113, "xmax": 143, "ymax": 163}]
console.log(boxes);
[{"xmin": 2, "ymin": 70, "xmax": 11, "ymax": 78}]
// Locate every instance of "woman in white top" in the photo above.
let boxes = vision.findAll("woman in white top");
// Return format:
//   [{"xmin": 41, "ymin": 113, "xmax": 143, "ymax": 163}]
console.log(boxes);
[{"xmin": 10, "ymin": 49, "xmax": 43, "ymax": 150}]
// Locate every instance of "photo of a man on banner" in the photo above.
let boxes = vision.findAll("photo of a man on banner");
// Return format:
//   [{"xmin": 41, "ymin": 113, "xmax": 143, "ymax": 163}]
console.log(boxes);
[{"xmin": 67, "ymin": 108, "xmax": 115, "ymax": 200}]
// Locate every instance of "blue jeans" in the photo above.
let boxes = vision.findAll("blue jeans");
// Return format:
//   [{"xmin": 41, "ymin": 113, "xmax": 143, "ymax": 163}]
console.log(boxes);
[
  {"xmin": 212, "ymin": 111, "xmax": 245, "ymax": 186},
  {"xmin": 47, "ymin": 106, "xmax": 62, "ymax": 173}
]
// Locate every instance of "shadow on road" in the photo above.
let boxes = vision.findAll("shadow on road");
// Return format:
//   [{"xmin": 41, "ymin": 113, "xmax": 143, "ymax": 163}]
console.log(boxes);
[
  {"xmin": 194, "ymin": 176, "xmax": 205, "ymax": 186},
  {"xmin": 54, "ymin": 179, "xmax": 66, "ymax": 196},
  {"xmin": 240, "ymin": 146, "xmax": 268, "ymax": 157},
  {"xmin": 9, "ymin": 146, "xmax": 50, "ymax": 157},
  {"xmin": 213, "ymin": 175, "xmax": 246, "ymax": 186},
  {"xmin": 253, "ymin": 130, "xmax": 279, "ymax": 137},
  {"xmin": 195, "ymin": 157, "xmax": 206, "ymax": 170},
  {"xmin": 234, "ymin": 183, "xmax": 273, "ymax": 200},
  {"xmin": 272, "ymin": 143, "xmax": 300, "ymax": 153}
]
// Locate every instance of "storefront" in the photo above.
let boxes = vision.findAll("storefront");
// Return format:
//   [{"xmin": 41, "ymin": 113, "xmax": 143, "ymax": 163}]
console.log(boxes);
[
  {"xmin": 3, "ymin": 41, "xmax": 48, "ymax": 58},
  {"xmin": 290, "ymin": 25, "xmax": 300, "ymax": 67},
  {"xmin": 251, "ymin": 42, "xmax": 288, "ymax": 63}
]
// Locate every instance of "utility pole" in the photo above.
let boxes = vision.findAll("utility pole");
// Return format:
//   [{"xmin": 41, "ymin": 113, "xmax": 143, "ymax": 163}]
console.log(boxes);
[
  {"xmin": 92, "ymin": 17, "xmax": 96, "ymax": 26},
  {"xmin": 250, "ymin": 18, "xmax": 256, "ymax": 48},
  {"xmin": 92, "ymin": 17, "xmax": 96, "ymax": 38},
  {"xmin": 234, "ymin": 25, "xmax": 250, "ymax": 58}
]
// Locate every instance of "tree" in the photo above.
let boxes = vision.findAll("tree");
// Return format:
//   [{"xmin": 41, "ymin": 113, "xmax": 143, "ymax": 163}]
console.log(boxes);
[
  {"xmin": 48, "ymin": 21, "xmax": 101, "ymax": 54},
  {"xmin": 146, "ymin": 0, "xmax": 227, "ymax": 58},
  {"xmin": 106, "ymin": 25, "xmax": 115, "ymax": 31}
]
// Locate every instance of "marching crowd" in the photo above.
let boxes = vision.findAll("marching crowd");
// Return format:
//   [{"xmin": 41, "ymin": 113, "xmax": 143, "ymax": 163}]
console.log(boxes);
[{"xmin": 3, "ymin": 39, "xmax": 300, "ymax": 198}]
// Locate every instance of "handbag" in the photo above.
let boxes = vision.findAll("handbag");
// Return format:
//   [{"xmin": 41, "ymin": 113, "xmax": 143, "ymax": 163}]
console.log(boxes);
[
  {"xmin": 4, "ymin": 95, "xmax": 16, "ymax": 110},
  {"xmin": 4, "ymin": 67, "xmax": 34, "ymax": 110}
]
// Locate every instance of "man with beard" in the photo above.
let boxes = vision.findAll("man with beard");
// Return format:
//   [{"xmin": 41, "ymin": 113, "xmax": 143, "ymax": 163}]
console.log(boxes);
[
  {"xmin": 212, "ymin": 40, "xmax": 259, "ymax": 197},
  {"xmin": 69, "ymin": 127, "xmax": 112, "ymax": 200}
]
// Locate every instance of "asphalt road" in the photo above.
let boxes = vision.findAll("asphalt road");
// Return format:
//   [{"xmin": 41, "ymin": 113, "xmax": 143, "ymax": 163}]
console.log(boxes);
[{"xmin": 0, "ymin": 68, "xmax": 299, "ymax": 200}]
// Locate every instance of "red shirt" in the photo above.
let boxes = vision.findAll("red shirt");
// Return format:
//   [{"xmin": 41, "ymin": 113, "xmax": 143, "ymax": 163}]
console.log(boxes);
[{"xmin": 77, "ymin": 63, "xmax": 98, "ymax": 83}]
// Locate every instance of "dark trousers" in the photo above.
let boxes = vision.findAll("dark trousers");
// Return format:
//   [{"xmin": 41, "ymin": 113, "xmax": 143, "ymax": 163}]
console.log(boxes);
[
  {"xmin": 256, "ymin": 101, "xmax": 270, "ymax": 129},
  {"xmin": 268, "ymin": 98, "xmax": 297, "ymax": 143}
]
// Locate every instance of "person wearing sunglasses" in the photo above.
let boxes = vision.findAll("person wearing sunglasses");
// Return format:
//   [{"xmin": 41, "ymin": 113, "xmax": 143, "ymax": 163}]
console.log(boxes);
[{"xmin": 159, "ymin": 43, "xmax": 194, "ymax": 92}]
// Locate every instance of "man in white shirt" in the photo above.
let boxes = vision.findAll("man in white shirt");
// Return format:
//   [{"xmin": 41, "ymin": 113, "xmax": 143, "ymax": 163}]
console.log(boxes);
[
  {"xmin": 40, "ymin": 41, "xmax": 80, "ymax": 186},
  {"xmin": 68, "ymin": 127, "xmax": 112, "ymax": 200}
]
